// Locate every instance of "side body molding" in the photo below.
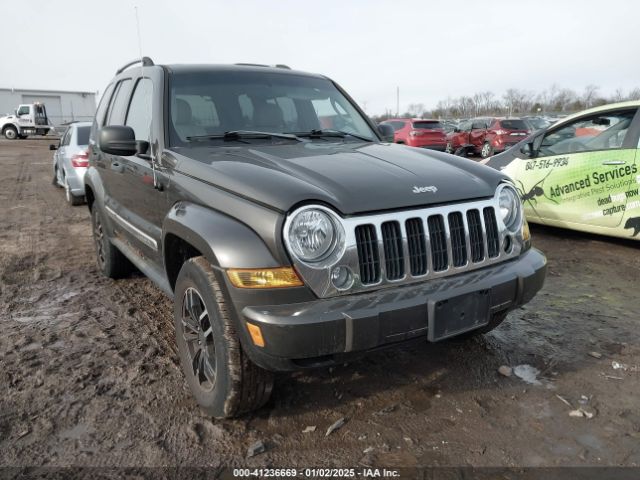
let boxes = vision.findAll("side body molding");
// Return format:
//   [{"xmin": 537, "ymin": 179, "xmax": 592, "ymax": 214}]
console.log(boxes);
[{"xmin": 162, "ymin": 202, "xmax": 282, "ymax": 270}]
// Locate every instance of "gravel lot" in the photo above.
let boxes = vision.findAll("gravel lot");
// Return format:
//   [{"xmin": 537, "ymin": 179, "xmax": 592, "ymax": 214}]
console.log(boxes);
[{"xmin": 1, "ymin": 138, "xmax": 639, "ymax": 468}]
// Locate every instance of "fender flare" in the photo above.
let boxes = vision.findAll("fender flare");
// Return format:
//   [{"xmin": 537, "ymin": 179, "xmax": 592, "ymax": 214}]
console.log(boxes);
[{"xmin": 162, "ymin": 201, "xmax": 281, "ymax": 270}]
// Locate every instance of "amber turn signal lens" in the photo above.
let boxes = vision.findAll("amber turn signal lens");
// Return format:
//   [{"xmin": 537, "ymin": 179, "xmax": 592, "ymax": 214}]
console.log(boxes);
[
  {"xmin": 227, "ymin": 267, "xmax": 303, "ymax": 289},
  {"xmin": 246, "ymin": 323, "xmax": 265, "ymax": 347},
  {"xmin": 522, "ymin": 219, "xmax": 531, "ymax": 242}
]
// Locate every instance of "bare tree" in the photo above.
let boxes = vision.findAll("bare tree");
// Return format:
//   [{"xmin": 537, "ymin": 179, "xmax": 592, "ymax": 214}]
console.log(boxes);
[{"xmin": 582, "ymin": 84, "xmax": 599, "ymax": 108}]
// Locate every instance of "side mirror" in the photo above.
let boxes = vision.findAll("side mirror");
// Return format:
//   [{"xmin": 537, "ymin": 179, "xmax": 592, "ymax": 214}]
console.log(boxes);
[
  {"xmin": 377, "ymin": 124, "xmax": 395, "ymax": 143},
  {"xmin": 98, "ymin": 126, "xmax": 137, "ymax": 156},
  {"xmin": 453, "ymin": 127, "xmax": 460, "ymax": 133},
  {"xmin": 49, "ymin": 144, "xmax": 57, "ymax": 151}
]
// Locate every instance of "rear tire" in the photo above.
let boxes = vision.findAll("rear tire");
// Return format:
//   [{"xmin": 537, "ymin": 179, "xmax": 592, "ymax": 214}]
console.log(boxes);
[
  {"xmin": 3, "ymin": 126, "xmax": 18, "ymax": 140},
  {"xmin": 445, "ymin": 142, "xmax": 453, "ymax": 154},
  {"xmin": 174, "ymin": 257, "xmax": 274, "ymax": 418},
  {"xmin": 91, "ymin": 205, "xmax": 132, "ymax": 278},
  {"xmin": 480, "ymin": 142, "xmax": 494, "ymax": 159}
]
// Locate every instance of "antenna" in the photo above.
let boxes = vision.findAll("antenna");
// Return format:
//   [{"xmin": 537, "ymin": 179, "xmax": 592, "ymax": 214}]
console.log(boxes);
[{"xmin": 134, "ymin": 6, "xmax": 144, "ymax": 77}]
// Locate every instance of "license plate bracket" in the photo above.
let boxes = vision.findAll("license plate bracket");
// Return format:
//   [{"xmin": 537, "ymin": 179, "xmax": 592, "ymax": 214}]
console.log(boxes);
[{"xmin": 428, "ymin": 289, "xmax": 491, "ymax": 341}]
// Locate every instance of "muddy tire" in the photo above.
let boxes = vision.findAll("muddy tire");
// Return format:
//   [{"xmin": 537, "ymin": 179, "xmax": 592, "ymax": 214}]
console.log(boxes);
[
  {"xmin": 3, "ymin": 126, "xmax": 18, "ymax": 140},
  {"xmin": 91, "ymin": 205, "xmax": 132, "ymax": 278},
  {"xmin": 174, "ymin": 257, "xmax": 274, "ymax": 418}
]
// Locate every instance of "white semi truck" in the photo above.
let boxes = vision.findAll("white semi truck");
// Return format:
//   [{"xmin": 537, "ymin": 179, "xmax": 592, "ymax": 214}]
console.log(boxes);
[{"xmin": 0, "ymin": 103, "xmax": 55, "ymax": 139}]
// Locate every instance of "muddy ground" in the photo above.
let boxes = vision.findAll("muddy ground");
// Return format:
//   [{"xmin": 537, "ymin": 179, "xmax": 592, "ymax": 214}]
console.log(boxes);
[{"xmin": 1, "ymin": 138, "xmax": 639, "ymax": 468}]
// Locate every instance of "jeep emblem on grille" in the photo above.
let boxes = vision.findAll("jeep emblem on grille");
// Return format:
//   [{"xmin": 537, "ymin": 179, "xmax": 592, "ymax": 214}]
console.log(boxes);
[{"xmin": 412, "ymin": 185, "xmax": 438, "ymax": 194}]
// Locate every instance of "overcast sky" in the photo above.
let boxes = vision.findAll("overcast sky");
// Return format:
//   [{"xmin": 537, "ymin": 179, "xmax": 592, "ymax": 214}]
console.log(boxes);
[{"xmin": 2, "ymin": 0, "xmax": 639, "ymax": 115}]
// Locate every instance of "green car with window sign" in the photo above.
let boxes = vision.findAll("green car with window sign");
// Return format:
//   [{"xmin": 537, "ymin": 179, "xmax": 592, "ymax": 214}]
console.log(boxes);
[{"xmin": 485, "ymin": 101, "xmax": 640, "ymax": 240}]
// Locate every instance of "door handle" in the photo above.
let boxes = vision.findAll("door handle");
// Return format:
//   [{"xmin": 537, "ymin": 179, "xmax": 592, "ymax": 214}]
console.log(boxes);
[
  {"xmin": 111, "ymin": 162, "xmax": 124, "ymax": 173},
  {"xmin": 602, "ymin": 160, "xmax": 626, "ymax": 165}
]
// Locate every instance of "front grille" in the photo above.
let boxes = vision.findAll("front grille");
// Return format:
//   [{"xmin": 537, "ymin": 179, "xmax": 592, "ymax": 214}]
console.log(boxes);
[
  {"xmin": 354, "ymin": 206, "xmax": 502, "ymax": 283},
  {"xmin": 355, "ymin": 224, "xmax": 380, "ymax": 284}
]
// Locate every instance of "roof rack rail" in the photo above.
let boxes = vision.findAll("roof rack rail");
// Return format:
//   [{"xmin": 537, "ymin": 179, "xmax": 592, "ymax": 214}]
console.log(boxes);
[
  {"xmin": 116, "ymin": 57, "xmax": 155, "ymax": 75},
  {"xmin": 235, "ymin": 63, "xmax": 292, "ymax": 70}
]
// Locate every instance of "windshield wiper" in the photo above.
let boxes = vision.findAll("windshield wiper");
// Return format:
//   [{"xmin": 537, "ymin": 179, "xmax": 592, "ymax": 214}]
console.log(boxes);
[
  {"xmin": 289, "ymin": 129, "xmax": 373, "ymax": 142},
  {"xmin": 186, "ymin": 130, "xmax": 303, "ymax": 142}
]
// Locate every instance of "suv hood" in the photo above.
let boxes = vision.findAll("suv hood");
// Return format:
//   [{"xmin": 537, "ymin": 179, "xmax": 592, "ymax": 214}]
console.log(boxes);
[{"xmin": 169, "ymin": 142, "xmax": 507, "ymax": 215}]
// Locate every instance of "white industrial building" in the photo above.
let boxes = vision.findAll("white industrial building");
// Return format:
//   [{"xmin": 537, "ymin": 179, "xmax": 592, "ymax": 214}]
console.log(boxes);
[{"xmin": 0, "ymin": 88, "xmax": 97, "ymax": 128}]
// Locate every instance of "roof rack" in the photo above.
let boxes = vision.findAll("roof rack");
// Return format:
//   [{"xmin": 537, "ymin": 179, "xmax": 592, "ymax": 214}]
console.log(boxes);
[
  {"xmin": 116, "ymin": 57, "xmax": 155, "ymax": 75},
  {"xmin": 235, "ymin": 63, "xmax": 292, "ymax": 70}
]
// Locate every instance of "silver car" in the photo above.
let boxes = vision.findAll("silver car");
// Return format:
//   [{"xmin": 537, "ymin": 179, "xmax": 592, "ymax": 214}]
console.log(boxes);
[{"xmin": 51, "ymin": 122, "xmax": 92, "ymax": 205}]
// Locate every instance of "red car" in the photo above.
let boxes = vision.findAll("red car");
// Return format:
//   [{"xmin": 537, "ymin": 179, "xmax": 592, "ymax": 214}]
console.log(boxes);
[
  {"xmin": 446, "ymin": 117, "xmax": 530, "ymax": 158},
  {"xmin": 380, "ymin": 118, "xmax": 447, "ymax": 150}
]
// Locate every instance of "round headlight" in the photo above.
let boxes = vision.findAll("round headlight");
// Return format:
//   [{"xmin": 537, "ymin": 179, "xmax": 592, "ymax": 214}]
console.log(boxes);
[
  {"xmin": 287, "ymin": 209, "xmax": 336, "ymax": 262},
  {"xmin": 498, "ymin": 185, "xmax": 521, "ymax": 232}
]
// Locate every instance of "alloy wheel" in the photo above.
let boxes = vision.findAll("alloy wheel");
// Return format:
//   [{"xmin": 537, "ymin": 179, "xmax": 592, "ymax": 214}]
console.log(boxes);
[{"xmin": 181, "ymin": 287, "xmax": 217, "ymax": 391}]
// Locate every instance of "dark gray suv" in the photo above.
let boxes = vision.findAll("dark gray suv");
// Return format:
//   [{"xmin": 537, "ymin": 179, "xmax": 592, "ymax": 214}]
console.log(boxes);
[{"xmin": 86, "ymin": 58, "xmax": 547, "ymax": 418}]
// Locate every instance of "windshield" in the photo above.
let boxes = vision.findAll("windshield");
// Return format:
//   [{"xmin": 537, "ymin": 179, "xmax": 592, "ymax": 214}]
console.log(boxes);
[
  {"xmin": 168, "ymin": 70, "xmax": 377, "ymax": 146},
  {"xmin": 412, "ymin": 121, "xmax": 443, "ymax": 130}
]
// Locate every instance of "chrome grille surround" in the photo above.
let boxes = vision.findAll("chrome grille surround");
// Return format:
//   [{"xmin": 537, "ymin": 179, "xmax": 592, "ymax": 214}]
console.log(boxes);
[{"xmin": 285, "ymin": 187, "xmax": 525, "ymax": 298}]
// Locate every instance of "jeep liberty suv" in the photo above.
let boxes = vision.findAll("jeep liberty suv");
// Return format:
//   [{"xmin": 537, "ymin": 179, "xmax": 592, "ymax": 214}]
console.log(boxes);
[{"xmin": 86, "ymin": 57, "xmax": 547, "ymax": 418}]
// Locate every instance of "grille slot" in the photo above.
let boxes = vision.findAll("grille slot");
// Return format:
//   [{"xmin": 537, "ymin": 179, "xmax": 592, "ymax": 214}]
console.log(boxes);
[
  {"xmin": 427, "ymin": 215, "xmax": 448, "ymax": 272},
  {"xmin": 448, "ymin": 212, "xmax": 467, "ymax": 267},
  {"xmin": 381, "ymin": 221, "xmax": 404, "ymax": 280},
  {"xmin": 483, "ymin": 207, "xmax": 500, "ymax": 258},
  {"xmin": 405, "ymin": 218, "xmax": 428, "ymax": 276},
  {"xmin": 466, "ymin": 209, "xmax": 485, "ymax": 262},
  {"xmin": 355, "ymin": 224, "xmax": 380, "ymax": 284}
]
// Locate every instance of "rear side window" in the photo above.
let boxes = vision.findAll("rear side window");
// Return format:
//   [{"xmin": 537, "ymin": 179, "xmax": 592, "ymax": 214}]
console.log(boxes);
[
  {"xmin": 500, "ymin": 119, "xmax": 528, "ymax": 130},
  {"xmin": 95, "ymin": 83, "xmax": 116, "ymax": 128},
  {"xmin": 106, "ymin": 79, "xmax": 133, "ymax": 125},
  {"xmin": 412, "ymin": 121, "xmax": 443, "ymax": 130},
  {"xmin": 76, "ymin": 126, "xmax": 90, "ymax": 145},
  {"xmin": 126, "ymin": 78, "xmax": 154, "ymax": 141}
]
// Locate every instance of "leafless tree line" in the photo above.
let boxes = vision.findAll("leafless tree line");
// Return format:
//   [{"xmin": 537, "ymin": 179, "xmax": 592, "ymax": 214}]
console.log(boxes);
[{"xmin": 374, "ymin": 85, "xmax": 640, "ymax": 121}]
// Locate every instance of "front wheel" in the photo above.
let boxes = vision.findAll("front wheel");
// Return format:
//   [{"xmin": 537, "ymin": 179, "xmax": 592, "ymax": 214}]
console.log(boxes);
[
  {"xmin": 174, "ymin": 257, "xmax": 274, "ymax": 418},
  {"xmin": 3, "ymin": 126, "xmax": 18, "ymax": 140},
  {"xmin": 480, "ymin": 142, "xmax": 494, "ymax": 159}
]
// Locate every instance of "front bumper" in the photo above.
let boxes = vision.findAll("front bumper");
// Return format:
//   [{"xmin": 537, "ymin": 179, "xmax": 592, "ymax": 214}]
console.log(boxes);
[{"xmin": 241, "ymin": 248, "xmax": 546, "ymax": 371}]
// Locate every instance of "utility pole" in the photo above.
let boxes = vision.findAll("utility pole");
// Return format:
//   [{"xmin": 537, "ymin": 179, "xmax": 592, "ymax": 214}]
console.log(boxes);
[{"xmin": 396, "ymin": 86, "xmax": 400, "ymax": 117}]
